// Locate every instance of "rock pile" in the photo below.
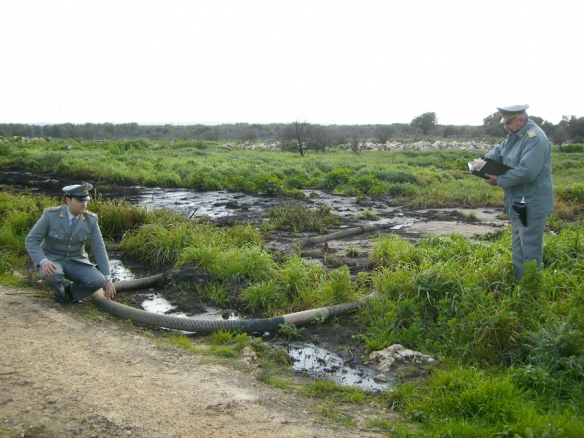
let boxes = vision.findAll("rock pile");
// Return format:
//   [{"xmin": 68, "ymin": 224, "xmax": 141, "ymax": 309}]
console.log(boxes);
[
  {"xmin": 364, "ymin": 344, "xmax": 437, "ymax": 381},
  {"xmin": 2, "ymin": 137, "xmax": 495, "ymax": 152},
  {"xmin": 225, "ymin": 140, "xmax": 494, "ymax": 152},
  {"xmin": 0, "ymin": 136, "xmax": 47, "ymax": 143},
  {"xmin": 376, "ymin": 140, "xmax": 493, "ymax": 152}
]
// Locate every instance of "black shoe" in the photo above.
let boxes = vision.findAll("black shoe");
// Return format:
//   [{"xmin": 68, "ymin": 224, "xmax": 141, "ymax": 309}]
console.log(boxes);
[
  {"xmin": 64, "ymin": 283, "xmax": 80, "ymax": 304},
  {"xmin": 54, "ymin": 283, "xmax": 68, "ymax": 303},
  {"xmin": 64, "ymin": 283, "xmax": 73, "ymax": 301}
]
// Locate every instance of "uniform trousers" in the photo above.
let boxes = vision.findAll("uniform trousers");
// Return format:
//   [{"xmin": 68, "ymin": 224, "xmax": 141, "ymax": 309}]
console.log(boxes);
[
  {"xmin": 39, "ymin": 258, "xmax": 106, "ymax": 301},
  {"xmin": 511, "ymin": 215, "xmax": 548, "ymax": 281}
]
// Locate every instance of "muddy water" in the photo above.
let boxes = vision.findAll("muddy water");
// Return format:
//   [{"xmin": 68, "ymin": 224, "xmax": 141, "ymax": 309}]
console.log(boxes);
[
  {"xmin": 1, "ymin": 170, "xmax": 506, "ymax": 239},
  {"xmin": 288, "ymin": 343, "xmax": 393, "ymax": 391},
  {"xmin": 140, "ymin": 292, "xmax": 242, "ymax": 322},
  {"xmin": 138, "ymin": 291, "xmax": 392, "ymax": 391},
  {"xmin": 3, "ymin": 171, "xmax": 506, "ymax": 390},
  {"xmin": 123, "ymin": 187, "xmax": 417, "ymax": 230}
]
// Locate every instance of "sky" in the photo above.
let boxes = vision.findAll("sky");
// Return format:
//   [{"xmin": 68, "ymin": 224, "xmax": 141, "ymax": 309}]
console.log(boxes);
[{"xmin": 1, "ymin": 0, "xmax": 583, "ymax": 127}]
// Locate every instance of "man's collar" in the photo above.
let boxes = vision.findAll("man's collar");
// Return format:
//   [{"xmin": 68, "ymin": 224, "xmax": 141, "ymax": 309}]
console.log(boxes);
[
  {"xmin": 516, "ymin": 119, "xmax": 533, "ymax": 136},
  {"xmin": 508, "ymin": 119, "xmax": 532, "ymax": 137},
  {"xmin": 66, "ymin": 207, "xmax": 78, "ymax": 221}
]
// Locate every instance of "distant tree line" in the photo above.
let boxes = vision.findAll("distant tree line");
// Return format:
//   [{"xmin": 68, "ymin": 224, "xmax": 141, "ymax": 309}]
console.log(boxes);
[{"xmin": 1, "ymin": 112, "xmax": 583, "ymax": 147}]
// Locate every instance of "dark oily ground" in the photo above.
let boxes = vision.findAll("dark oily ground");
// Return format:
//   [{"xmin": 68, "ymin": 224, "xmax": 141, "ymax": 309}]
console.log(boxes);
[
  {"xmin": 2, "ymin": 172, "xmax": 509, "ymax": 371},
  {"xmin": 107, "ymin": 188, "xmax": 508, "ymax": 376}
]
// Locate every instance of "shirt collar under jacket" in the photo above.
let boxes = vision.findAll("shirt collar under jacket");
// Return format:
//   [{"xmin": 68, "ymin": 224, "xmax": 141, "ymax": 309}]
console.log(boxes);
[{"xmin": 66, "ymin": 207, "xmax": 78, "ymax": 222}]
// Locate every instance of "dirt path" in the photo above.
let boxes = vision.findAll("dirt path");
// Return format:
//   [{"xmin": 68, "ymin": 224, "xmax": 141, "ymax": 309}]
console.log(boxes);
[{"xmin": 0, "ymin": 285, "xmax": 394, "ymax": 438}]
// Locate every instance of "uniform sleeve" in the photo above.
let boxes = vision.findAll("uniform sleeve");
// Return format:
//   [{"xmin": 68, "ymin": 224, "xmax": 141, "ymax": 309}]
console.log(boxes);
[
  {"xmin": 89, "ymin": 216, "xmax": 111, "ymax": 277},
  {"xmin": 496, "ymin": 136, "xmax": 548, "ymax": 189},
  {"xmin": 485, "ymin": 141, "xmax": 504, "ymax": 162},
  {"xmin": 25, "ymin": 213, "xmax": 50, "ymax": 267}
]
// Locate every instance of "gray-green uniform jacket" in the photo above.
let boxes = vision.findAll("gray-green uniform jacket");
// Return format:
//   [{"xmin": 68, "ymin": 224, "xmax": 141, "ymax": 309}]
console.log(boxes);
[
  {"xmin": 25, "ymin": 205, "xmax": 111, "ymax": 277},
  {"xmin": 485, "ymin": 119, "xmax": 554, "ymax": 219}
]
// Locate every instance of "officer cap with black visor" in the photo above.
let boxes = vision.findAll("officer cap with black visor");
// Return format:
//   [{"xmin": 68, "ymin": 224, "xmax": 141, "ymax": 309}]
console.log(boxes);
[
  {"xmin": 497, "ymin": 104, "xmax": 529, "ymax": 123},
  {"xmin": 63, "ymin": 182, "xmax": 93, "ymax": 201}
]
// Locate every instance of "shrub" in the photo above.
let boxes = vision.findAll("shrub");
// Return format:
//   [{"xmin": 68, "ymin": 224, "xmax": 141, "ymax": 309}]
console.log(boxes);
[
  {"xmin": 349, "ymin": 174, "xmax": 378, "ymax": 193},
  {"xmin": 240, "ymin": 280, "xmax": 284, "ymax": 311},
  {"xmin": 189, "ymin": 171, "xmax": 224, "ymax": 191},
  {"xmin": 177, "ymin": 243, "xmax": 276, "ymax": 282},
  {"xmin": 556, "ymin": 183, "xmax": 584, "ymax": 204},
  {"xmin": 321, "ymin": 168, "xmax": 353, "ymax": 191},
  {"xmin": 404, "ymin": 367, "xmax": 528, "ymax": 436},
  {"xmin": 120, "ymin": 221, "xmax": 200, "ymax": 268},
  {"xmin": 265, "ymin": 203, "xmax": 340, "ymax": 233},
  {"xmin": 560, "ymin": 143, "xmax": 584, "ymax": 153},
  {"xmin": 225, "ymin": 175, "xmax": 257, "ymax": 193},
  {"xmin": 254, "ymin": 175, "xmax": 283, "ymax": 195}
]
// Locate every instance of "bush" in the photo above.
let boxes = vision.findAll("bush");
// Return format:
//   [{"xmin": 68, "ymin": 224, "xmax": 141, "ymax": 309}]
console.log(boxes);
[
  {"xmin": 240, "ymin": 281, "xmax": 284, "ymax": 311},
  {"xmin": 321, "ymin": 168, "xmax": 353, "ymax": 191},
  {"xmin": 189, "ymin": 171, "xmax": 224, "ymax": 191},
  {"xmin": 560, "ymin": 143, "xmax": 584, "ymax": 153},
  {"xmin": 557, "ymin": 184, "xmax": 584, "ymax": 204},
  {"xmin": 265, "ymin": 203, "xmax": 340, "ymax": 233},
  {"xmin": 254, "ymin": 175, "xmax": 283, "ymax": 195}
]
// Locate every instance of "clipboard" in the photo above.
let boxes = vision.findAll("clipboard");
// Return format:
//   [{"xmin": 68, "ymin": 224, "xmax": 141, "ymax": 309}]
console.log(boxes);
[{"xmin": 468, "ymin": 157, "xmax": 513, "ymax": 179}]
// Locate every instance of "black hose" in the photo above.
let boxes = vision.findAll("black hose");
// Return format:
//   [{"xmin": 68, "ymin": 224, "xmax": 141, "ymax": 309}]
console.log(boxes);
[
  {"xmin": 94, "ymin": 225, "xmax": 381, "ymax": 332},
  {"xmin": 92, "ymin": 274, "xmax": 380, "ymax": 333}
]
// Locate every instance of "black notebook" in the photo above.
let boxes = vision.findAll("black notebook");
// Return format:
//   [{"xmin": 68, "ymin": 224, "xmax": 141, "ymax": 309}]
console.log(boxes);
[{"xmin": 468, "ymin": 157, "xmax": 513, "ymax": 179}]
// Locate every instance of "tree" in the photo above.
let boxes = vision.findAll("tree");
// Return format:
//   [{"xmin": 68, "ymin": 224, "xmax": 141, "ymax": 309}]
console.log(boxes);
[
  {"xmin": 237, "ymin": 124, "xmax": 258, "ymax": 142},
  {"xmin": 306, "ymin": 125, "xmax": 331, "ymax": 153},
  {"xmin": 482, "ymin": 112, "xmax": 506, "ymax": 137},
  {"xmin": 552, "ymin": 126, "xmax": 570, "ymax": 148},
  {"xmin": 411, "ymin": 112, "xmax": 437, "ymax": 135},
  {"xmin": 280, "ymin": 120, "xmax": 310, "ymax": 156},
  {"xmin": 202, "ymin": 126, "xmax": 220, "ymax": 141},
  {"xmin": 442, "ymin": 125, "xmax": 460, "ymax": 138},
  {"xmin": 529, "ymin": 116, "xmax": 555, "ymax": 138},
  {"xmin": 374, "ymin": 125, "xmax": 394, "ymax": 144},
  {"xmin": 349, "ymin": 131, "xmax": 362, "ymax": 155},
  {"xmin": 565, "ymin": 115, "xmax": 584, "ymax": 142}
]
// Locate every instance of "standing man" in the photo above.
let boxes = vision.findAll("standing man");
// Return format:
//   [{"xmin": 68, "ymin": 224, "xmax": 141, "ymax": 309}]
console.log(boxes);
[
  {"xmin": 25, "ymin": 182, "xmax": 116, "ymax": 303},
  {"xmin": 471, "ymin": 104, "xmax": 554, "ymax": 280}
]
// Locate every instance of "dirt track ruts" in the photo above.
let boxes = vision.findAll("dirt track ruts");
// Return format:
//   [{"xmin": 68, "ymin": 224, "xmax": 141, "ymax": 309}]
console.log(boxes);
[{"xmin": 0, "ymin": 285, "xmax": 391, "ymax": 438}]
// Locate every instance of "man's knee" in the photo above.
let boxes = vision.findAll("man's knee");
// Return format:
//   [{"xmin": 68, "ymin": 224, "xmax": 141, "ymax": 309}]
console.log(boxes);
[
  {"xmin": 83, "ymin": 270, "xmax": 106, "ymax": 290},
  {"xmin": 39, "ymin": 265, "xmax": 64, "ymax": 287}
]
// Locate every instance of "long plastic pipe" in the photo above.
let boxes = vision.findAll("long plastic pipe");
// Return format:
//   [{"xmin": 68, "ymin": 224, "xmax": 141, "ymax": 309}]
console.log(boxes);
[
  {"xmin": 93, "ymin": 225, "xmax": 380, "ymax": 332},
  {"xmin": 92, "ymin": 274, "xmax": 380, "ymax": 333},
  {"xmin": 299, "ymin": 224, "xmax": 377, "ymax": 248}
]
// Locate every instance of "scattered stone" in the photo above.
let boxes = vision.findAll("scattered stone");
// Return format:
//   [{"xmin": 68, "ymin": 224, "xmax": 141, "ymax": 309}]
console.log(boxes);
[
  {"xmin": 383, "ymin": 140, "xmax": 492, "ymax": 152},
  {"xmin": 365, "ymin": 344, "xmax": 436, "ymax": 378},
  {"xmin": 240, "ymin": 346, "xmax": 259, "ymax": 368}
]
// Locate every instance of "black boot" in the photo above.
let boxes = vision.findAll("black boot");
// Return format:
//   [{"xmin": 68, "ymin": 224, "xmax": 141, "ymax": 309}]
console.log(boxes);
[
  {"xmin": 65, "ymin": 283, "xmax": 73, "ymax": 301},
  {"xmin": 65, "ymin": 283, "xmax": 79, "ymax": 304},
  {"xmin": 54, "ymin": 282, "xmax": 68, "ymax": 303},
  {"xmin": 55, "ymin": 283, "xmax": 76, "ymax": 303}
]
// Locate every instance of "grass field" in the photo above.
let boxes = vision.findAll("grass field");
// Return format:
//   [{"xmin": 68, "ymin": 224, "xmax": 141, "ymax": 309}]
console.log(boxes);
[{"xmin": 1, "ymin": 138, "xmax": 583, "ymax": 437}]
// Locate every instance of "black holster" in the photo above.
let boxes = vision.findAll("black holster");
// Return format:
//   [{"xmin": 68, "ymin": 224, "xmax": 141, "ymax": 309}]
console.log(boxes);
[{"xmin": 512, "ymin": 200, "xmax": 527, "ymax": 227}]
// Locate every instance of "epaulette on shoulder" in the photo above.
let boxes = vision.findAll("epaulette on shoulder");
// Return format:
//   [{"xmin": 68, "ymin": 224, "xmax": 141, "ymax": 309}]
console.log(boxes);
[
  {"xmin": 44, "ymin": 206, "xmax": 61, "ymax": 212},
  {"xmin": 85, "ymin": 211, "xmax": 97, "ymax": 217}
]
